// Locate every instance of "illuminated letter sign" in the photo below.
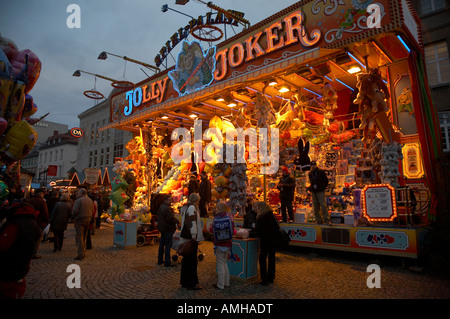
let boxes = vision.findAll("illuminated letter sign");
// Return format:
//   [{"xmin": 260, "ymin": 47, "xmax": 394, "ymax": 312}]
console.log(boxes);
[
  {"xmin": 70, "ymin": 127, "xmax": 84, "ymax": 138},
  {"xmin": 214, "ymin": 9, "xmax": 322, "ymax": 81},
  {"xmin": 123, "ymin": 77, "xmax": 169, "ymax": 117},
  {"xmin": 168, "ymin": 40, "xmax": 216, "ymax": 96}
]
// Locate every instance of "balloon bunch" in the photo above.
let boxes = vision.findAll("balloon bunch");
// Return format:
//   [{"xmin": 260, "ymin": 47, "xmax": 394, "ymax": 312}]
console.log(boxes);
[{"xmin": 0, "ymin": 33, "xmax": 41, "ymax": 202}]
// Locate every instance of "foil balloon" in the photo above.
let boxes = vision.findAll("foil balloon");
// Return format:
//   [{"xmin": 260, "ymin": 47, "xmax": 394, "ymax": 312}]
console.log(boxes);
[
  {"xmin": 22, "ymin": 94, "xmax": 37, "ymax": 118},
  {"xmin": 0, "ymin": 120, "xmax": 37, "ymax": 161},
  {"xmin": 0, "ymin": 49, "xmax": 14, "ymax": 116},
  {"xmin": 0, "ymin": 180, "xmax": 9, "ymax": 201},
  {"xmin": 0, "ymin": 33, "xmax": 19, "ymax": 61},
  {"xmin": 10, "ymin": 49, "xmax": 41, "ymax": 93}
]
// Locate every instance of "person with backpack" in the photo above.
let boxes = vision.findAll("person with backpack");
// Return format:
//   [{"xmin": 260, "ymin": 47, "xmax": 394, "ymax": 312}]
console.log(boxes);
[
  {"xmin": 209, "ymin": 202, "xmax": 234, "ymax": 290},
  {"xmin": 179, "ymin": 193, "xmax": 204, "ymax": 290},
  {"xmin": 250, "ymin": 201, "xmax": 280, "ymax": 286}
]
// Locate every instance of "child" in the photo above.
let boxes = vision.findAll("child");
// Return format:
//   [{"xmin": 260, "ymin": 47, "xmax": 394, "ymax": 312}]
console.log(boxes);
[{"xmin": 210, "ymin": 202, "xmax": 234, "ymax": 290}]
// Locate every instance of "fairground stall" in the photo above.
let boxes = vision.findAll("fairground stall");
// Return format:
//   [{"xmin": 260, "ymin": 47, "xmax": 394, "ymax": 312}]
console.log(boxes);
[{"xmin": 101, "ymin": 0, "xmax": 443, "ymax": 259}]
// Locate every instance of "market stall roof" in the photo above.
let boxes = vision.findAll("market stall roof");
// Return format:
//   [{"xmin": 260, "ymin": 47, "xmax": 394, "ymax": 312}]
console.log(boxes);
[{"xmin": 101, "ymin": 0, "xmax": 421, "ymax": 133}]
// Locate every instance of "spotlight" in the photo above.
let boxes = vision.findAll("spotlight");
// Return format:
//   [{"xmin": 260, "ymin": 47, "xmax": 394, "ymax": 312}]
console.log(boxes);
[
  {"xmin": 267, "ymin": 78, "xmax": 278, "ymax": 86},
  {"xmin": 347, "ymin": 66, "xmax": 362, "ymax": 74},
  {"xmin": 277, "ymin": 84, "xmax": 291, "ymax": 93}
]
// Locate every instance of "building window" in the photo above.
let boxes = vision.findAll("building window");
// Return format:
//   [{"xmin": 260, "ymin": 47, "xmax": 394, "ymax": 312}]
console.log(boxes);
[
  {"xmin": 440, "ymin": 112, "xmax": 450, "ymax": 152},
  {"xmin": 113, "ymin": 130, "xmax": 124, "ymax": 159},
  {"xmin": 94, "ymin": 150, "xmax": 98, "ymax": 167},
  {"xmin": 60, "ymin": 149, "xmax": 63, "ymax": 160},
  {"xmin": 420, "ymin": 0, "xmax": 445, "ymax": 15},
  {"xmin": 105, "ymin": 147, "xmax": 110, "ymax": 165},
  {"xmin": 425, "ymin": 41, "xmax": 450, "ymax": 86},
  {"xmin": 100, "ymin": 148, "xmax": 104, "ymax": 166},
  {"xmin": 89, "ymin": 151, "xmax": 93, "ymax": 168}
]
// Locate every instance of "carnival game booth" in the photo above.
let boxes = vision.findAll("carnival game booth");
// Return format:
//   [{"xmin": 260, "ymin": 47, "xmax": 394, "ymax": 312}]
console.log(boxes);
[{"xmin": 102, "ymin": 0, "xmax": 442, "ymax": 259}]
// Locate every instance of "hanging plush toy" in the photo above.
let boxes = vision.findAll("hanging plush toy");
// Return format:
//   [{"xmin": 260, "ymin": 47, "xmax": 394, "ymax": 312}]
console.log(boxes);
[
  {"xmin": 293, "ymin": 138, "xmax": 311, "ymax": 172},
  {"xmin": 353, "ymin": 68, "xmax": 397, "ymax": 144}
]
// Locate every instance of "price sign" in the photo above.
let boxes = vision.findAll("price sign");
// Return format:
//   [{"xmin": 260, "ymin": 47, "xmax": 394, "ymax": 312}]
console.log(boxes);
[{"xmin": 361, "ymin": 184, "xmax": 397, "ymax": 222}]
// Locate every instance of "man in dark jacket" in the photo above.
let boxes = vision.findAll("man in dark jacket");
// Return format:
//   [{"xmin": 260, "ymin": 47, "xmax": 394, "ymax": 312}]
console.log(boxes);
[
  {"xmin": 0, "ymin": 201, "xmax": 41, "ymax": 298},
  {"xmin": 157, "ymin": 194, "xmax": 180, "ymax": 267},
  {"xmin": 277, "ymin": 166, "xmax": 296, "ymax": 223},
  {"xmin": 187, "ymin": 175, "xmax": 199, "ymax": 196},
  {"xmin": 250, "ymin": 201, "xmax": 280, "ymax": 285},
  {"xmin": 199, "ymin": 171, "xmax": 211, "ymax": 217},
  {"xmin": 26, "ymin": 188, "xmax": 49, "ymax": 259},
  {"xmin": 308, "ymin": 161, "xmax": 330, "ymax": 224}
]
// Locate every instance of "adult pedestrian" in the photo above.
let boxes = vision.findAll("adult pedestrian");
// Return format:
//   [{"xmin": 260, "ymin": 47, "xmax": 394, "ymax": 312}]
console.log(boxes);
[
  {"xmin": 277, "ymin": 166, "xmax": 296, "ymax": 223},
  {"xmin": 0, "ymin": 201, "xmax": 41, "ymax": 299},
  {"xmin": 187, "ymin": 175, "xmax": 199, "ymax": 196},
  {"xmin": 199, "ymin": 171, "xmax": 211, "ymax": 217},
  {"xmin": 46, "ymin": 191, "xmax": 59, "ymax": 217},
  {"xmin": 157, "ymin": 194, "xmax": 180, "ymax": 267},
  {"xmin": 179, "ymin": 193, "xmax": 204, "ymax": 290},
  {"xmin": 243, "ymin": 197, "xmax": 257, "ymax": 230},
  {"xmin": 209, "ymin": 202, "xmax": 233, "ymax": 290},
  {"xmin": 26, "ymin": 189, "xmax": 49, "ymax": 259},
  {"xmin": 307, "ymin": 161, "xmax": 330, "ymax": 225},
  {"xmin": 250, "ymin": 201, "xmax": 280, "ymax": 285},
  {"xmin": 71, "ymin": 188, "xmax": 94, "ymax": 261},
  {"xmin": 49, "ymin": 193, "xmax": 72, "ymax": 252}
]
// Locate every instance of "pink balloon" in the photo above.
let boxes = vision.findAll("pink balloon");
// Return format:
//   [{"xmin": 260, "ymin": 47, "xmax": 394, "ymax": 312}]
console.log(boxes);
[
  {"xmin": 0, "ymin": 33, "xmax": 19, "ymax": 61},
  {"xmin": 10, "ymin": 49, "xmax": 41, "ymax": 93}
]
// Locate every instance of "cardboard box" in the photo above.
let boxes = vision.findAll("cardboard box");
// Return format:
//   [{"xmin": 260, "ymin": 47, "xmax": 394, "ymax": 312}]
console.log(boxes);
[{"xmin": 343, "ymin": 214, "xmax": 354, "ymax": 225}]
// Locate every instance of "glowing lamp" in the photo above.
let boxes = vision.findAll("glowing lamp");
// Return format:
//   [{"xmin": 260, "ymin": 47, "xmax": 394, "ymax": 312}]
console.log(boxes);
[{"xmin": 347, "ymin": 66, "xmax": 361, "ymax": 74}]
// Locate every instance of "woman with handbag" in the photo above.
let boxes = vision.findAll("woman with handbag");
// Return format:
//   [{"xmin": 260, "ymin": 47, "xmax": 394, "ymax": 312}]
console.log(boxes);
[{"xmin": 179, "ymin": 193, "xmax": 204, "ymax": 290}]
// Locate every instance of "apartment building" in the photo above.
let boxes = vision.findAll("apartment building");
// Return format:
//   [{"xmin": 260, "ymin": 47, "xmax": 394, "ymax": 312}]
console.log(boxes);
[
  {"xmin": 411, "ymin": 0, "xmax": 450, "ymax": 151},
  {"xmin": 76, "ymin": 88, "xmax": 132, "ymax": 173},
  {"xmin": 36, "ymin": 130, "xmax": 78, "ymax": 185}
]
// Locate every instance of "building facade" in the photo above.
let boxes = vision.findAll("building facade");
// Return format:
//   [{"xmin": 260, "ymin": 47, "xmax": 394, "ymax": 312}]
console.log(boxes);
[
  {"xmin": 411, "ymin": 0, "xmax": 450, "ymax": 152},
  {"xmin": 76, "ymin": 88, "xmax": 132, "ymax": 174},
  {"xmin": 36, "ymin": 130, "xmax": 78, "ymax": 186}
]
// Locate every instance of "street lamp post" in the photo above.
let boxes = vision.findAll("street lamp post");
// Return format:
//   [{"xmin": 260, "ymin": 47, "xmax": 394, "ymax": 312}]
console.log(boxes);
[{"xmin": 98, "ymin": 51, "xmax": 160, "ymax": 73}]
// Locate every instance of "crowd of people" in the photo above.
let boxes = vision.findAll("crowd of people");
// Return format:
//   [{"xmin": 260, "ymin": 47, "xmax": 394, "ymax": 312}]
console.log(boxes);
[
  {"xmin": 0, "ymin": 187, "xmax": 106, "ymax": 298},
  {"xmin": 1, "ymin": 163, "xmax": 330, "ymax": 298}
]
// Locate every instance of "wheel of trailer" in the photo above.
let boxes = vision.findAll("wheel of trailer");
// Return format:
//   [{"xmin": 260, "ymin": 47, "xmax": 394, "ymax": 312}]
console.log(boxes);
[
  {"xmin": 172, "ymin": 254, "xmax": 179, "ymax": 262},
  {"xmin": 153, "ymin": 236, "xmax": 160, "ymax": 245},
  {"xmin": 136, "ymin": 234, "xmax": 146, "ymax": 247}
]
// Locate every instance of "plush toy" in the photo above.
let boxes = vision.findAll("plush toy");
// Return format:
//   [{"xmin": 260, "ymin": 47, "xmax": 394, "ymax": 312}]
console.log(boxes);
[
  {"xmin": 254, "ymin": 92, "xmax": 276, "ymax": 129},
  {"xmin": 353, "ymin": 68, "xmax": 395, "ymax": 144},
  {"xmin": 294, "ymin": 138, "xmax": 311, "ymax": 172},
  {"xmin": 378, "ymin": 141, "xmax": 403, "ymax": 187},
  {"xmin": 275, "ymin": 100, "xmax": 296, "ymax": 131},
  {"xmin": 321, "ymin": 82, "xmax": 338, "ymax": 131},
  {"xmin": 228, "ymin": 162, "xmax": 248, "ymax": 216}
]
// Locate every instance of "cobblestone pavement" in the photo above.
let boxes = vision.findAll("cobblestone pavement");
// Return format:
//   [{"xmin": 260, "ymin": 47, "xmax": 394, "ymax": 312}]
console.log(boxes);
[{"xmin": 22, "ymin": 223, "xmax": 450, "ymax": 300}]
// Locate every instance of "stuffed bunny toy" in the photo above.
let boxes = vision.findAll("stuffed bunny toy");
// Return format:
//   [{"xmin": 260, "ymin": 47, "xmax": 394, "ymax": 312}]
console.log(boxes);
[{"xmin": 294, "ymin": 138, "xmax": 311, "ymax": 172}]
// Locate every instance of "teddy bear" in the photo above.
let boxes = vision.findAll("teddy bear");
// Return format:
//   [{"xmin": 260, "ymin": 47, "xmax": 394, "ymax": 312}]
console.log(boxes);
[{"xmin": 353, "ymin": 68, "xmax": 392, "ymax": 144}]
